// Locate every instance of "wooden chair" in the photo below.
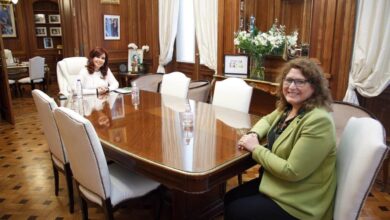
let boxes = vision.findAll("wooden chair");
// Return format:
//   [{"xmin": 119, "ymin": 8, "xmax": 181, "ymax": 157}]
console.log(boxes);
[
  {"xmin": 160, "ymin": 71, "xmax": 191, "ymax": 98},
  {"xmin": 131, "ymin": 73, "xmax": 163, "ymax": 92},
  {"xmin": 333, "ymin": 117, "xmax": 388, "ymax": 219},
  {"xmin": 53, "ymin": 107, "xmax": 161, "ymax": 220},
  {"xmin": 18, "ymin": 56, "xmax": 45, "ymax": 95},
  {"xmin": 188, "ymin": 80, "xmax": 211, "ymax": 103},
  {"xmin": 31, "ymin": 89, "xmax": 74, "ymax": 213},
  {"xmin": 331, "ymin": 101, "xmax": 389, "ymax": 191}
]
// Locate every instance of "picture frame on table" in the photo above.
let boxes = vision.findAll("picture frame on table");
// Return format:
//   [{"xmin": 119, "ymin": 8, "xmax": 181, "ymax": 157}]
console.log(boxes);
[
  {"xmin": 43, "ymin": 37, "xmax": 53, "ymax": 49},
  {"xmin": 0, "ymin": 3, "xmax": 17, "ymax": 37},
  {"xmin": 34, "ymin": 13, "xmax": 46, "ymax": 24},
  {"xmin": 48, "ymin": 14, "xmax": 61, "ymax": 24},
  {"xmin": 35, "ymin": 27, "xmax": 47, "ymax": 37},
  {"xmin": 103, "ymin": 15, "xmax": 120, "ymax": 40},
  {"xmin": 224, "ymin": 54, "xmax": 249, "ymax": 78},
  {"xmin": 49, "ymin": 27, "xmax": 62, "ymax": 36}
]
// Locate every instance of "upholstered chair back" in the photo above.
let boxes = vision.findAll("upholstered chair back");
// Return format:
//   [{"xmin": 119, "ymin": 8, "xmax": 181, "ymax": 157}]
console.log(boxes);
[
  {"xmin": 334, "ymin": 117, "xmax": 388, "ymax": 219},
  {"xmin": 160, "ymin": 71, "xmax": 191, "ymax": 98},
  {"xmin": 132, "ymin": 73, "xmax": 163, "ymax": 92},
  {"xmin": 331, "ymin": 101, "xmax": 374, "ymax": 144},
  {"xmin": 29, "ymin": 56, "xmax": 45, "ymax": 80},
  {"xmin": 53, "ymin": 107, "xmax": 111, "ymax": 200},
  {"xmin": 188, "ymin": 80, "xmax": 211, "ymax": 102},
  {"xmin": 212, "ymin": 78, "xmax": 253, "ymax": 113},
  {"xmin": 32, "ymin": 89, "xmax": 67, "ymax": 165},
  {"xmin": 56, "ymin": 57, "xmax": 88, "ymax": 96}
]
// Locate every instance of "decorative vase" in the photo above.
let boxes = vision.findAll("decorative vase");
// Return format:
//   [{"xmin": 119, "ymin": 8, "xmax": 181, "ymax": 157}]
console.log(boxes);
[{"xmin": 249, "ymin": 54, "xmax": 265, "ymax": 80}]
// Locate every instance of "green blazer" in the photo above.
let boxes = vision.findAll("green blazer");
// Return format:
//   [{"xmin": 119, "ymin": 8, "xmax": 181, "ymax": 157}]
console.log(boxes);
[{"xmin": 251, "ymin": 107, "xmax": 336, "ymax": 220}]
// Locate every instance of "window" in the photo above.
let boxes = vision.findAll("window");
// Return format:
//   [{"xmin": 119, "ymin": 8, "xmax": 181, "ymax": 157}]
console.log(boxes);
[{"xmin": 176, "ymin": 0, "xmax": 195, "ymax": 63}]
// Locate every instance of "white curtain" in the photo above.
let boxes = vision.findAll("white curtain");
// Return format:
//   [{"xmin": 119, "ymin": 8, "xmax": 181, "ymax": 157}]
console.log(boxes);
[
  {"xmin": 158, "ymin": 0, "xmax": 179, "ymax": 73},
  {"xmin": 343, "ymin": 0, "xmax": 390, "ymax": 104},
  {"xmin": 193, "ymin": 0, "xmax": 218, "ymax": 73}
]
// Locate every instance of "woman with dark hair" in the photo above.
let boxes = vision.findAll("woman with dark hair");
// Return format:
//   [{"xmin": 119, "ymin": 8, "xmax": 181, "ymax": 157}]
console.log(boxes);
[
  {"xmin": 79, "ymin": 47, "xmax": 119, "ymax": 95},
  {"xmin": 224, "ymin": 58, "xmax": 336, "ymax": 220}
]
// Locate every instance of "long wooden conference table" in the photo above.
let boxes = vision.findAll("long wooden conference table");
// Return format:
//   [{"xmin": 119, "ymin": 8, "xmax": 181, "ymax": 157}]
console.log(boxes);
[{"xmin": 62, "ymin": 91, "xmax": 260, "ymax": 219}]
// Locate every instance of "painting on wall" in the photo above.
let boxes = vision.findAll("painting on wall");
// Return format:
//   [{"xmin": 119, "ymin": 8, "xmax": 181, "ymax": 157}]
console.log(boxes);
[
  {"xmin": 0, "ymin": 3, "xmax": 16, "ymax": 38},
  {"xmin": 103, "ymin": 15, "xmax": 120, "ymax": 40}
]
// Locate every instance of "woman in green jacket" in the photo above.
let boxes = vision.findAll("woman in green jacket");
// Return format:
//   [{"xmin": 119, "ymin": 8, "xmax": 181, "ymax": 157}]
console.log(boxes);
[{"xmin": 224, "ymin": 58, "xmax": 336, "ymax": 220}]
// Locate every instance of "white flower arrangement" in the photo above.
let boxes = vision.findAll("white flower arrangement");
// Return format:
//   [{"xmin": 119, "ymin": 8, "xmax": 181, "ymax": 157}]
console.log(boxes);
[
  {"xmin": 234, "ymin": 21, "xmax": 298, "ymax": 58},
  {"xmin": 128, "ymin": 43, "xmax": 138, "ymax": 50},
  {"xmin": 141, "ymin": 45, "xmax": 149, "ymax": 52}
]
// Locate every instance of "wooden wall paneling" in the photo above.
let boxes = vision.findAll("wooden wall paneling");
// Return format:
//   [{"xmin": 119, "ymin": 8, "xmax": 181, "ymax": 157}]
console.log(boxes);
[
  {"xmin": 58, "ymin": 0, "xmax": 77, "ymax": 57},
  {"xmin": 0, "ymin": 35, "xmax": 15, "ymax": 124},
  {"xmin": 3, "ymin": 1, "xmax": 30, "ymax": 61},
  {"xmin": 151, "ymin": 0, "xmax": 159, "ymax": 73},
  {"xmin": 330, "ymin": 0, "xmax": 356, "ymax": 100}
]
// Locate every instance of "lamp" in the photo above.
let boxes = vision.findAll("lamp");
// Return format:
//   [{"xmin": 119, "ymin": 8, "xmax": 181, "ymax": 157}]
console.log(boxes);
[{"xmin": 11, "ymin": 0, "xmax": 18, "ymax": 4}]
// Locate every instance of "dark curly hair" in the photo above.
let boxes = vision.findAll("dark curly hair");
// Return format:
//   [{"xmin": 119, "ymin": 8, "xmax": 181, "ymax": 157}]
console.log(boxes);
[
  {"xmin": 86, "ymin": 47, "xmax": 109, "ymax": 77},
  {"xmin": 275, "ymin": 58, "xmax": 333, "ymax": 112}
]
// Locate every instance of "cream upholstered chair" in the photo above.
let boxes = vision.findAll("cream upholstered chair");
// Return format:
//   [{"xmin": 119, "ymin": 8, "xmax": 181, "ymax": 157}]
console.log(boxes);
[
  {"xmin": 188, "ymin": 80, "xmax": 211, "ymax": 102},
  {"xmin": 53, "ymin": 107, "xmax": 160, "ymax": 220},
  {"xmin": 212, "ymin": 78, "xmax": 253, "ymax": 113},
  {"xmin": 18, "ymin": 56, "xmax": 46, "ymax": 95},
  {"xmin": 212, "ymin": 78, "xmax": 253, "ymax": 184},
  {"xmin": 330, "ymin": 101, "xmax": 390, "ymax": 191},
  {"xmin": 160, "ymin": 71, "xmax": 191, "ymax": 98},
  {"xmin": 334, "ymin": 117, "xmax": 388, "ymax": 220},
  {"xmin": 131, "ymin": 73, "xmax": 163, "ymax": 92},
  {"xmin": 331, "ymin": 101, "xmax": 374, "ymax": 144},
  {"xmin": 56, "ymin": 57, "xmax": 88, "ymax": 96},
  {"xmin": 31, "ymin": 89, "xmax": 74, "ymax": 213}
]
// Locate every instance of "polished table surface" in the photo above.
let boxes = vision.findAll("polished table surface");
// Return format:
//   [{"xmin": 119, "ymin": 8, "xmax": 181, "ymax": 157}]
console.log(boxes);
[{"xmin": 62, "ymin": 91, "xmax": 261, "ymax": 219}]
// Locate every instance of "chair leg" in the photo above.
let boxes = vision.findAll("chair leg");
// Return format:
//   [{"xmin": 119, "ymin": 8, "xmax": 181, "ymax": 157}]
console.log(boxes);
[
  {"xmin": 237, "ymin": 173, "xmax": 243, "ymax": 185},
  {"xmin": 64, "ymin": 164, "xmax": 74, "ymax": 213},
  {"xmin": 103, "ymin": 198, "xmax": 114, "ymax": 220},
  {"xmin": 80, "ymin": 195, "xmax": 88, "ymax": 220},
  {"xmin": 52, "ymin": 163, "xmax": 59, "ymax": 196},
  {"xmin": 382, "ymin": 156, "xmax": 389, "ymax": 192},
  {"xmin": 18, "ymin": 84, "xmax": 23, "ymax": 97}
]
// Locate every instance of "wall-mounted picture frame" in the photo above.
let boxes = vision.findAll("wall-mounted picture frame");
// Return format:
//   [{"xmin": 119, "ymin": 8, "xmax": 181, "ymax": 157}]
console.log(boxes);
[
  {"xmin": 34, "ymin": 14, "xmax": 46, "ymax": 24},
  {"xmin": 101, "ymin": 0, "xmax": 120, "ymax": 4},
  {"xmin": 49, "ymin": 27, "xmax": 61, "ymax": 36},
  {"xmin": 104, "ymin": 15, "xmax": 120, "ymax": 40},
  {"xmin": 48, "ymin": 14, "xmax": 61, "ymax": 24},
  {"xmin": 35, "ymin": 27, "xmax": 47, "ymax": 37},
  {"xmin": 0, "ymin": 3, "xmax": 17, "ymax": 37},
  {"xmin": 224, "ymin": 54, "xmax": 249, "ymax": 78},
  {"xmin": 43, "ymin": 37, "xmax": 53, "ymax": 49}
]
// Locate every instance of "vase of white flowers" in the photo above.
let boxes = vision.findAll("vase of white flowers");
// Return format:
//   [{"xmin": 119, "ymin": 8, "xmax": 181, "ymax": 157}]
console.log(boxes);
[{"xmin": 234, "ymin": 20, "xmax": 298, "ymax": 80}]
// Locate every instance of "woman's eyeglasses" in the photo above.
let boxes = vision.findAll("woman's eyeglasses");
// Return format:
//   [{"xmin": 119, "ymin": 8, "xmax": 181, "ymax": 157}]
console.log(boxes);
[{"xmin": 283, "ymin": 78, "xmax": 309, "ymax": 87}]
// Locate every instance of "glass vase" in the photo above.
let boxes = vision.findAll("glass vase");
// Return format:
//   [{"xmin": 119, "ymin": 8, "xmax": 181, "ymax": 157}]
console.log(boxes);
[{"xmin": 249, "ymin": 54, "xmax": 265, "ymax": 80}]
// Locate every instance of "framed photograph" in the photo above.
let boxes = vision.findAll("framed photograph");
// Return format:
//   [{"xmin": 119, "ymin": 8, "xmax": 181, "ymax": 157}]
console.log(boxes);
[
  {"xmin": 101, "ymin": 0, "xmax": 120, "ymax": 4},
  {"xmin": 35, "ymin": 27, "xmax": 47, "ymax": 37},
  {"xmin": 111, "ymin": 95, "xmax": 125, "ymax": 120},
  {"xmin": 34, "ymin": 13, "xmax": 46, "ymax": 24},
  {"xmin": 43, "ymin": 37, "xmax": 53, "ymax": 49},
  {"xmin": 104, "ymin": 15, "xmax": 120, "ymax": 40},
  {"xmin": 48, "ymin": 14, "xmax": 61, "ymax": 24},
  {"xmin": 0, "ymin": 3, "xmax": 17, "ymax": 37},
  {"xmin": 224, "ymin": 55, "xmax": 249, "ymax": 78},
  {"xmin": 49, "ymin": 27, "xmax": 61, "ymax": 36}
]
